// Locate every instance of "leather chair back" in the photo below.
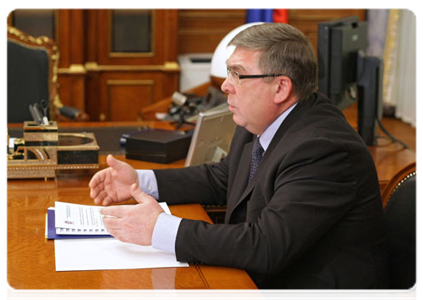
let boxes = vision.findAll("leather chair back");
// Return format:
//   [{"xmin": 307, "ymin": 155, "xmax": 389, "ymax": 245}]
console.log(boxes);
[
  {"xmin": 382, "ymin": 163, "xmax": 416, "ymax": 289},
  {"xmin": 337, "ymin": 161, "xmax": 420, "ymax": 300},
  {"xmin": 7, "ymin": 26, "xmax": 58, "ymax": 123}
]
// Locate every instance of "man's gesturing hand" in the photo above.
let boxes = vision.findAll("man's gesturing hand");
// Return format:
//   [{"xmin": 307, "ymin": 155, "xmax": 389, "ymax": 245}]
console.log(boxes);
[
  {"xmin": 100, "ymin": 183, "xmax": 164, "ymax": 246},
  {"xmin": 89, "ymin": 154, "xmax": 139, "ymax": 206}
]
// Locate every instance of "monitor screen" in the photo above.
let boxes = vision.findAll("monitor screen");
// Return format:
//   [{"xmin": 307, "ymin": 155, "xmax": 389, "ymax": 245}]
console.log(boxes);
[{"xmin": 185, "ymin": 107, "xmax": 237, "ymax": 167}]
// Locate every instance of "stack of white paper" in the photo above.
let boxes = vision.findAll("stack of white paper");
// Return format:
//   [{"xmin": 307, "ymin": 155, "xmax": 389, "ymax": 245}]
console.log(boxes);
[
  {"xmin": 54, "ymin": 201, "xmax": 110, "ymax": 235},
  {"xmin": 53, "ymin": 202, "xmax": 189, "ymax": 272}
]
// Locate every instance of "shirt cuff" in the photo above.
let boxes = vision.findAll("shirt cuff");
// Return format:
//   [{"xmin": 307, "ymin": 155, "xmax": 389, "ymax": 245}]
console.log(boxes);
[
  {"xmin": 136, "ymin": 169, "xmax": 159, "ymax": 199},
  {"xmin": 152, "ymin": 212, "xmax": 182, "ymax": 254}
]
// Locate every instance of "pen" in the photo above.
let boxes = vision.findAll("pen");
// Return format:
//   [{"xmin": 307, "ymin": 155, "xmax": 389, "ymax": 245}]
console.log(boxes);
[
  {"xmin": 33, "ymin": 104, "xmax": 45, "ymax": 125},
  {"xmin": 29, "ymin": 104, "xmax": 42, "ymax": 124}
]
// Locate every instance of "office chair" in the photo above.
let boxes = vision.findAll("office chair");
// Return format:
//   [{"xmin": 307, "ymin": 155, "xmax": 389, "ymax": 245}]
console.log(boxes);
[
  {"xmin": 381, "ymin": 162, "xmax": 416, "ymax": 289},
  {"xmin": 7, "ymin": 26, "xmax": 86, "ymax": 123},
  {"xmin": 382, "ymin": 161, "xmax": 420, "ymax": 299}
]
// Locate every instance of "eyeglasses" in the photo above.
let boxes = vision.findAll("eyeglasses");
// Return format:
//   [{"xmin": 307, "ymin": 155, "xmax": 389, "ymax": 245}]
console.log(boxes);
[{"xmin": 227, "ymin": 68, "xmax": 285, "ymax": 85}]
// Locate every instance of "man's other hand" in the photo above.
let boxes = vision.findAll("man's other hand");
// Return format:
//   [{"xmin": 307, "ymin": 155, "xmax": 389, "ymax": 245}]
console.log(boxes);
[
  {"xmin": 100, "ymin": 184, "xmax": 164, "ymax": 246},
  {"xmin": 89, "ymin": 154, "xmax": 139, "ymax": 206}
]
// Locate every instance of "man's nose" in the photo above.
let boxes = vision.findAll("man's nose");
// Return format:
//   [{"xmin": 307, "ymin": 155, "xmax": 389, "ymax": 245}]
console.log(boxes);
[{"xmin": 221, "ymin": 76, "xmax": 234, "ymax": 94}]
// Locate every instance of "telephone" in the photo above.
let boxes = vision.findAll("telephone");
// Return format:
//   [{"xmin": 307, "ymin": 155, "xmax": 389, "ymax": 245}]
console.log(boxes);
[{"xmin": 165, "ymin": 86, "xmax": 227, "ymax": 128}]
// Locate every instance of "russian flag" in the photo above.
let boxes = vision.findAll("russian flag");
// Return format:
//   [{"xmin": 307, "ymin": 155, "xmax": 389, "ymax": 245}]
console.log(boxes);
[{"xmin": 246, "ymin": 9, "xmax": 289, "ymax": 23}]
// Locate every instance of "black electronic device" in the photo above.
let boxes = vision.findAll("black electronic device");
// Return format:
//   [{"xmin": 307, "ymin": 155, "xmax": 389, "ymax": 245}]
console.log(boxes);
[
  {"xmin": 125, "ymin": 128, "xmax": 193, "ymax": 164},
  {"xmin": 356, "ymin": 54, "xmax": 383, "ymax": 146},
  {"xmin": 318, "ymin": 16, "xmax": 364, "ymax": 110},
  {"xmin": 317, "ymin": 16, "xmax": 389, "ymax": 146},
  {"xmin": 317, "ymin": 15, "xmax": 352, "ymax": 96}
]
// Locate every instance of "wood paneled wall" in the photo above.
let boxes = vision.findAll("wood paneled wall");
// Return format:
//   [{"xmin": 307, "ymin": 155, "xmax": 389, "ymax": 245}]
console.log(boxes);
[
  {"xmin": 177, "ymin": 9, "xmax": 366, "ymax": 54},
  {"xmin": 178, "ymin": 9, "xmax": 247, "ymax": 54},
  {"xmin": 288, "ymin": 9, "xmax": 366, "ymax": 51},
  {"xmin": 9, "ymin": 9, "xmax": 366, "ymax": 122}
]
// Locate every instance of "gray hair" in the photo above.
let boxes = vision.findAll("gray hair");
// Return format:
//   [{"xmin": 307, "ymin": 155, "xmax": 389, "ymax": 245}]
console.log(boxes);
[{"xmin": 229, "ymin": 22, "xmax": 318, "ymax": 100}]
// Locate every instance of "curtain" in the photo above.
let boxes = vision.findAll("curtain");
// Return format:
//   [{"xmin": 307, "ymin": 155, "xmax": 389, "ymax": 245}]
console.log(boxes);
[
  {"xmin": 367, "ymin": 8, "xmax": 420, "ymax": 127},
  {"xmin": 367, "ymin": 10, "xmax": 389, "ymax": 58},
  {"xmin": 383, "ymin": 9, "xmax": 416, "ymax": 127},
  {"xmin": 393, "ymin": 8, "xmax": 420, "ymax": 128}
]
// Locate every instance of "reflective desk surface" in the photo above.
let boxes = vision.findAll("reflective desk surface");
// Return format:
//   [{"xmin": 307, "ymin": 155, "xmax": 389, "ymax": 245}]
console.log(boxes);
[
  {"xmin": 7, "ymin": 110, "xmax": 415, "ymax": 289},
  {"xmin": 7, "ymin": 152, "xmax": 257, "ymax": 289}
]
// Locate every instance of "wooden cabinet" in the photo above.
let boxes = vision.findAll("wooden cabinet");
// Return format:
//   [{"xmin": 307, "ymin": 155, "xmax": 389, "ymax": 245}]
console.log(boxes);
[
  {"xmin": 81, "ymin": 10, "xmax": 179, "ymax": 121},
  {"xmin": 9, "ymin": 9, "xmax": 179, "ymax": 122}
]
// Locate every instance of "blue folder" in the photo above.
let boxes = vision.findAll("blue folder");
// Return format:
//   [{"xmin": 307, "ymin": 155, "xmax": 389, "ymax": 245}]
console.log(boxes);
[{"xmin": 47, "ymin": 209, "xmax": 112, "ymax": 240}]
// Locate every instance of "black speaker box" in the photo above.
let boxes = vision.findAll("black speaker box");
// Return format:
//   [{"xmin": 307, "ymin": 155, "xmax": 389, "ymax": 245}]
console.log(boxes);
[{"xmin": 125, "ymin": 129, "xmax": 192, "ymax": 164}]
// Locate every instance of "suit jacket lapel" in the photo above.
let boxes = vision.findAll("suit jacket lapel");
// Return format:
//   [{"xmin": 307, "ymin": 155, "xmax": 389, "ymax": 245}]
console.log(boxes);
[
  {"xmin": 225, "ymin": 141, "xmax": 253, "ymax": 223},
  {"xmin": 231, "ymin": 142, "xmax": 269, "ymax": 212},
  {"xmin": 225, "ymin": 99, "xmax": 311, "ymax": 223}
]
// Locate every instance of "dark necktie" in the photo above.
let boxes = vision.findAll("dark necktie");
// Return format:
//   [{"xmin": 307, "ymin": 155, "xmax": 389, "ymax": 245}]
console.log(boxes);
[{"xmin": 248, "ymin": 137, "xmax": 264, "ymax": 183}]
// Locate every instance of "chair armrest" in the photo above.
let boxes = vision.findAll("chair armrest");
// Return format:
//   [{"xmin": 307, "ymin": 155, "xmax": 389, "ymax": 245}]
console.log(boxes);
[
  {"xmin": 53, "ymin": 93, "xmax": 89, "ymax": 121},
  {"xmin": 55, "ymin": 106, "xmax": 89, "ymax": 121}
]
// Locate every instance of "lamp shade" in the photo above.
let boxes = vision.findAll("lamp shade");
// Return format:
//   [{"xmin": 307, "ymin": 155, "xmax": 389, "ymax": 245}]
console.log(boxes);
[{"xmin": 210, "ymin": 22, "xmax": 264, "ymax": 87}]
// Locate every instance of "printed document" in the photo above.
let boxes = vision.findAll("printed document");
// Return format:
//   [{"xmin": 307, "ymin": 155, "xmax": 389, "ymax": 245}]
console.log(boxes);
[
  {"xmin": 54, "ymin": 202, "xmax": 189, "ymax": 271},
  {"xmin": 54, "ymin": 201, "xmax": 109, "ymax": 235}
]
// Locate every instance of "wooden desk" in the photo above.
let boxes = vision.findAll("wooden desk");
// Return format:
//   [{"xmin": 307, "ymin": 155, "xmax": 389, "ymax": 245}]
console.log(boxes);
[
  {"xmin": 7, "ymin": 155, "xmax": 256, "ymax": 289},
  {"xmin": 7, "ymin": 105, "xmax": 415, "ymax": 289}
]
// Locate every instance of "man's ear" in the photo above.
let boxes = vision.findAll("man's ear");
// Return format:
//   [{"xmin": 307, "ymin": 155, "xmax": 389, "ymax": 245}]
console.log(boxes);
[{"xmin": 274, "ymin": 76, "xmax": 293, "ymax": 104}]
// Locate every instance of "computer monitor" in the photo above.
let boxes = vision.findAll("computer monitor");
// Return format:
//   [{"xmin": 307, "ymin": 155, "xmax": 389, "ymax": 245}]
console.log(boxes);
[
  {"xmin": 356, "ymin": 54, "xmax": 384, "ymax": 146},
  {"xmin": 318, "ymin": 16, "xmax": 367, "ymax": 110},
  {"xmin": 185, "ymin": 107, "xmax": 237, "ymax": 167},
  {"xmin": 318, "ymin": 16, "xmax": 383, "ymax": 146}
]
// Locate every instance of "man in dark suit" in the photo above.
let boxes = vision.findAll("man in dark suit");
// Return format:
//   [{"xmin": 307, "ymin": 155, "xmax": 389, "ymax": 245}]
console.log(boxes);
[{"xmin": 89, "ymin": 23, "xmax": 388, "ymax": 289}]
